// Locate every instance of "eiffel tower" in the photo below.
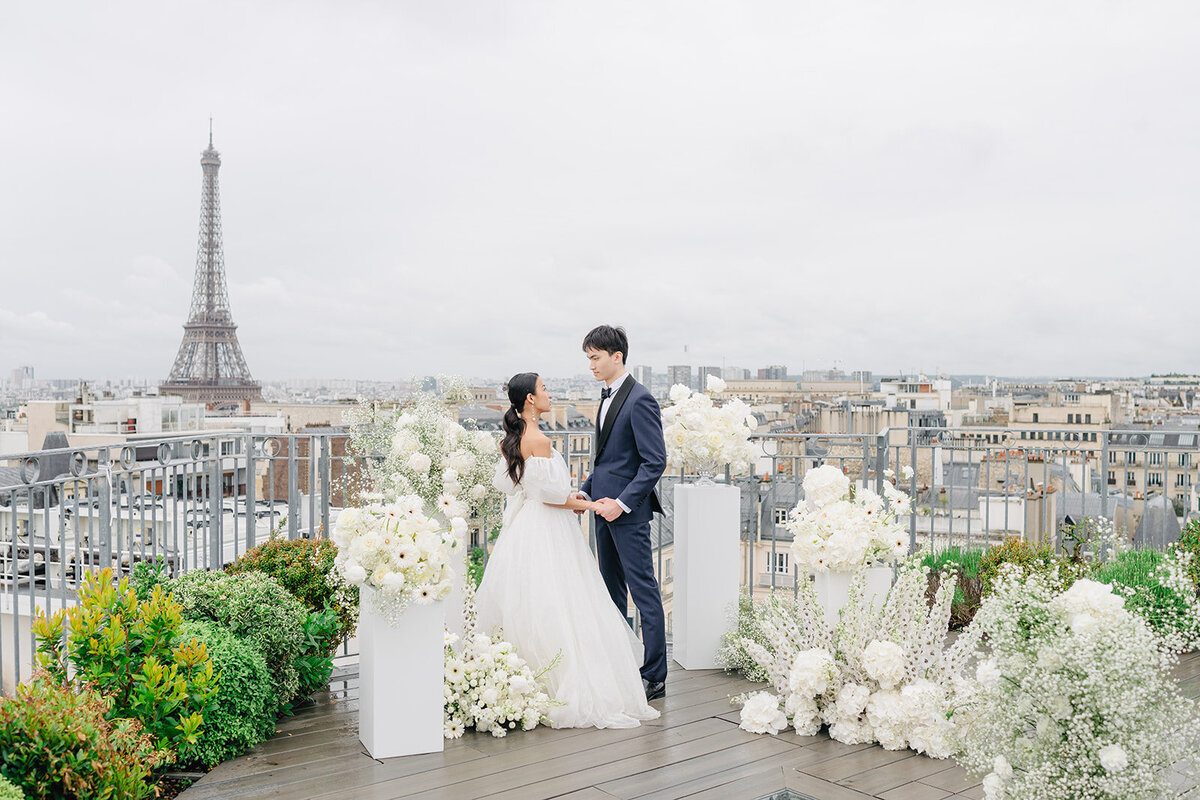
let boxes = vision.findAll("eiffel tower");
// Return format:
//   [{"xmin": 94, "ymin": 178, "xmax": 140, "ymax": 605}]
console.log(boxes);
[{"xmin": 160, "ymin": 128, "xmax": 262, "ymax": 409}]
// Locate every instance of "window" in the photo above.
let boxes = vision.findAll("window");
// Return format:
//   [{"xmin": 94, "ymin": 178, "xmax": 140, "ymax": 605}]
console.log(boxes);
[
  {"xmin": 1108, "ymin": 470, "xmax": 1116, "ymax": 485},
  {"xmin": 1150, "ymin": 452, "xmax": 1163, "ymax": 466},
  {"xmin": 1109, "ymin": 451, "xmax": 1117, "ymax": 464},
  {"xmin": 1086, "ymin": 414, "xmax": 1092, "ymax": 424},
  {"xmin": 1177, "ymin": 473, "xmax": 1187, "ymax": 487},
  {"xmin": 1149, "ymin": 472, "xmax": 1163, "ymax": 487},
  {"xmin": 1033, "ymin": 413, "xmax": 1039, "ymax": 422},
  {"xmin": 1126, "ymin": 451, "xmax": 1138, "ymax": 464},
  {"xmin": 769, "ymin": 551, "xmax": 790, "ymax": 574},
  {"xmin": 1181, "ymin": 453, "xmax": 1191, "ymax": 467},
  {"xmin": 1127, "ymin": 471, "xmax": 1136, "ymax": 485},
  {"xmin": 773, "ymin": 507, "xmax": 791, "ymax": 525}
]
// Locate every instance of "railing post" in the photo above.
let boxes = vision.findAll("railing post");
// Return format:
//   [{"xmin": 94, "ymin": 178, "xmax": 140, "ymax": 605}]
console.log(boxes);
[
  {"xmin": 209, "ymin": 449, "xmax": 222, "ymax": 568},
  {"xmin": 908, "ymin": 430, "xmax": 918, "ymax": 553},
  {"xmin": 321, "ymin": 435, "xmax": 332, "ymax": 540},
  {"xmin": 287, "ymin": 437, "xmax": 299, "ymax": 540},
  {"xmin": 98, "ymin": 447, "xmax": 112, "ymax": 570},
  {"xmin": 245, "ymin": 434, "xmax": 257, "ymax": 553}
]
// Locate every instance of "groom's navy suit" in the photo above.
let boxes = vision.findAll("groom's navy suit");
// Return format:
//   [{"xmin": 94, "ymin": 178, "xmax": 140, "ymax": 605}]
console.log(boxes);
[{"xmin": 581, "ymin": 376, "xmax": 668, "ymax": 684}]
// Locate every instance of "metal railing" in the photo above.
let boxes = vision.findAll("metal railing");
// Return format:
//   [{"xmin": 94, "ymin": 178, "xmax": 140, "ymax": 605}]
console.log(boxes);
[{"xmin": 3, "ymin": 424, "xmax": 1194, "ymax": 692}]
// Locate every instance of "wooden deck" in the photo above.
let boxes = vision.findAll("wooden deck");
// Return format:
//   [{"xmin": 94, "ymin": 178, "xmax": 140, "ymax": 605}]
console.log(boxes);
[{"xmin": 179, "ymin": 650, "xmax": 1200, "ymax": 800}]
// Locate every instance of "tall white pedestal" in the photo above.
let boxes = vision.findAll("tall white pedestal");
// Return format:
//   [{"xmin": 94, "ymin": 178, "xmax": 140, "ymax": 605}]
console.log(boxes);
[
  {"xmin": 811, "ymin": 566, "xmax": 893, "ymax": 630},
  {"xmin": 358, "ymin": 587, "xmax": 445, "ymax": 759},
  {"xmin": 672, "ymin": 482, "xmax": 741, "ymax": 670}
]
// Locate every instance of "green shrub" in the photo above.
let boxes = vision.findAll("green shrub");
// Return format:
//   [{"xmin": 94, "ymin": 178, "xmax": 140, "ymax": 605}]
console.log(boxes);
[
  {"xmin": 293, "ymin": 605, "xmax": 340, "ymax": 703},
  {"xmin": 171, "ymin": 569, "xmax": 306, "ymax": 706},
  {"xmin": 1172, "ymin": 519, "xmax": 1200, "ymax": 593},
  {"xmin": 1096, "ymin": 549, "xmax": 1200, "ymax": 651},
  {"xmin": 128, "ymin": 557, "xmax": 172, "ymax": 603},
  {"xmin": 0, "ymin": 675, "xmax": 166, "ymax": 800},
  {"xmin": 32, "ymin": 569, "xmax": 216, "ymax": 757},
  {"xmin": 226, "ymin": 536, "xmax": 357, "ymax": 652},
  {"xmin": 979, "ymin": 537, "xmax": 1085, "ymax": 596},
  {"xmin": 921, "ymin": 547, "xmax": 985, "ymax": 628},
  {"xmin": 176, "ymin": 621, "xmax": 276, "ymax": 768},
  {"xmin": 0, "ymin": 774, "xmax": 24, "ymax": 800}
]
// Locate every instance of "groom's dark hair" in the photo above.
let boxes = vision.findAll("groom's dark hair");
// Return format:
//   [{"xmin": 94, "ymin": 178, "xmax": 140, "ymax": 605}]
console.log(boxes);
[{"xmin": 582, "ymin": 325, "xmax": 628, "ymax": 364}]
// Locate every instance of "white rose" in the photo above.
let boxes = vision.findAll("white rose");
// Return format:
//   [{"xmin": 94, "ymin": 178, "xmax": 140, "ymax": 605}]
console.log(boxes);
[
  {"xmin": 407, "ymin": 452, "xmax": 433, "ymax": 474},
  {"xmin": 738, "ymin": 691, "xmax": 787, "ymax": 735},
  {"xmin": 669, "ymin": 384, "xmax": 691, "ymax": 403},
  {"xmin": 1098, "ymin": 743, "xmax": 1127, "ymax": 772},
  {"xmin": 470, "ymin": 484, "xmax": 487, "ymax": 502},
  {"xmin": 451, "ymin": 516, "xmax": 467, "ymax": 537},
  {"xmin": 705, "ymin": 375, "xmax": 727, "ymax": 393},
  {"xmin": 508, "ymin": 675, "xmax": 532, "ymax": 695}
]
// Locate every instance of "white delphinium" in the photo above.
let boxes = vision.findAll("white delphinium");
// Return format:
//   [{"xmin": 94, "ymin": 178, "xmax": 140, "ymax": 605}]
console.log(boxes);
[
  {"xmin": 787, "ymin": 465, "xmax": 912, "ymax": 572},
  {"xmin": 662, "ymin": 382, "xmax": 757, "ymax": 475},
  {"xmin": 331, "ymin": 497, "xmax": 462, "ymax": 623},
  {"xmin": 958, "ymin": 564, "xmax": 1200, "ymax": 799}
]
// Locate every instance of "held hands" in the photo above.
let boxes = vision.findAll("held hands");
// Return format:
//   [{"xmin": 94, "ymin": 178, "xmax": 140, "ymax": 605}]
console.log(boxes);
[{"xmin": 594, "ymin": 497, "xmax": 624, "ymax": 522}]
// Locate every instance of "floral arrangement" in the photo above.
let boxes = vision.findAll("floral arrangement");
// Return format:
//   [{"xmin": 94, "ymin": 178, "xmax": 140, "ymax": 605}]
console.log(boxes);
[
  {"xmin": 662, "ymin": 375, "xmax": 758, "ymax": 476},
  {"xmin": 346, "ymin": 380, "xmax": 502, "ymax": 520},
  {"xmin": 786, "ymin": 465, "xmax": 913, "ymax": 572},
  {"xmin": 443, "ymin": 582, "xmax": 556, "ymax": 738},
  {"xmin": 330, "ymin": 498, "xmax": 464, "ymax": 623},
  {"xmin": 957, "ymin": 567, "xmax": 1200, "ymax": 799},
  {"xmin": 734, "ymin": 561, "xmax": 974, "ymax": 759}
]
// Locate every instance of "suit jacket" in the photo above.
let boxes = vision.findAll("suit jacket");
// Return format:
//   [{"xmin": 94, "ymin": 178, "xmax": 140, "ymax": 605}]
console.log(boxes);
[{"xmin": 581, "ymin": 377, "xmax": 666, "ymax": 524}]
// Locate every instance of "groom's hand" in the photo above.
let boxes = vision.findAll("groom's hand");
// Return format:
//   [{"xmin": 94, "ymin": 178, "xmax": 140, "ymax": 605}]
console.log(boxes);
[{"xmin": 595, "ymin": 497, "xmax": 624, "ymax": 522}]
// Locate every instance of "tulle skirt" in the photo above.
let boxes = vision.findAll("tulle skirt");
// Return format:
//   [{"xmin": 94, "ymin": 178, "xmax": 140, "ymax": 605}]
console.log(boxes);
[{"xmin": 476, "ymin": 502, "xmax": 660, "ymax": 729}]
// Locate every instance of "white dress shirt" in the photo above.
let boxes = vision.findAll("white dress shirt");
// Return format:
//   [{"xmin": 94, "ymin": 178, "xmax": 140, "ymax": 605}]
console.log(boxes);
[{"xmin": 594, "ymin": 371, "xmax": 632, "ymax": 514}]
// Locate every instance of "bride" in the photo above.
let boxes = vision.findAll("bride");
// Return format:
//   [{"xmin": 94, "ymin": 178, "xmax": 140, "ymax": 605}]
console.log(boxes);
[{"xmin": 476, "ymin": 372, "xmax": 660, "ymax": 729}]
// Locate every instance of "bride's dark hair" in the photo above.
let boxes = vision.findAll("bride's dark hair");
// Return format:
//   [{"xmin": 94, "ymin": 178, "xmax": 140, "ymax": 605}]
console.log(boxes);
[{"xmin": 501, "ymin": 372, "xmax": 539, "ymax": 485}]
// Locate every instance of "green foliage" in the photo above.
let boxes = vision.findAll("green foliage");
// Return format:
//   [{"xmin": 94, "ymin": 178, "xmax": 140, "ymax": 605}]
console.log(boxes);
[
  {"xmin": 170, "ymin": 569, "xmax": 306, "ymax": 707},
  {"xmin": 31, "ymin": 569, "xmax": 217, "ymax": 757},
  {"xmin": 225, "ymin": 536, "xmax": 358, "ymax": 651},
  {"xmin": 0, "ymin": 774, "xmax": 24, "ymax": 800},
  {"xmin": 979, "ymin": 537, "xmax": 1086, "ymax": 596},
  {"xmin": 1172, "ymin": 518, "xmax": 1200, "ymax": 593},
  {"xmin": 467, "ymin": 547, "xmax": 486, "ymax": 588},
  {"xmin": 293, "ymin": 605, "xmax": 340, "ymax": 703},
  {"xmin": 175, "ymin": 621, "xmax": 276, "ymax": 769},
  {"xmin": 128, "ymin": 557, "xmax": 172, "ymax": 603},
  {"xmin": 920, "ymin": 547, "xmax": 985, "ymax": 628},
  {"xmin": 0, "ymin": 675, "xmax": 166, "ymax": 800},
  {"xmin": 1096, "ymin": 549, "xmax": 1200, "ymax": 650}
]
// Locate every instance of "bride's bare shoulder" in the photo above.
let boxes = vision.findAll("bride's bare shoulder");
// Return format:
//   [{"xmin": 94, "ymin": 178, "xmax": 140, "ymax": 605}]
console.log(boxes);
[{"xmin": 521, "ymin": 431, "xmax": 553, "ymax": 459}]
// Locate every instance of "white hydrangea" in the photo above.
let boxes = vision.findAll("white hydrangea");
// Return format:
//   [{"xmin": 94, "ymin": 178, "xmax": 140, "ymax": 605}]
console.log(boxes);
[
  {"xmin": 861, "ymin": 640, "xmax": 905, "ymax": 690},
  {"xmin": 738, "ymin": 691, "xmax": 788, "ymax": 735}
]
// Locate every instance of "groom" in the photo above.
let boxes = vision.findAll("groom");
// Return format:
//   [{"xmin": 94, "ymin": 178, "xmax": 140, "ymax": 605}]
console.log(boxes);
[{"xmin": 578, "ymin": 325, "xmax": 668, "ymax": 701}]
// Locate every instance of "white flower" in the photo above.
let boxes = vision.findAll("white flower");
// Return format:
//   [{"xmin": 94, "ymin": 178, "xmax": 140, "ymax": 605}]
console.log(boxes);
[
  {"xmin": 1055, "ymin": 578, "xmax": 1125, "ymax": 626},
  {"xmin": 883, "ymin": 468, "xmax": 896, "ymax": 479},
  {"xmin": 976, "ymin": 659, "xmax": 1001, "ymax": 689},
  {"xmin": 835, "ymin": 682, "xmax": 871, "ymax": 717},
  {"xmin": 862, "ymin": 640, "xmax": 905, "ymax": 690},
  {"xmin": 344, "ymin": 563, "xmax": 367, "ymax": 584},
  {"xmin": 445, "ymin": 631, "xmax": 459, "ymax": 648},
  {"xmin": 406, "ymin": 452, "xmax": 433, "ymax": 474},
  {"xmin": 705, "ymin": 375, "xmax": 727, "ymax": 393},
  {"xmin": 802, "ymin": 465, "xmax": 851, "ymax": 509},
  {"xmin": 669, "ymin": 384, "xmax": 691, "ymax": 403},
  {"xmin": 788, "ymin": 648, "xmax": 835, "ymax": 698},
  {"xmin": 469, "ymin": 484, "xmax": 487, "ymax": 502},
  {"xmin": 1098, "ymin": 744, "xmax": 1127, "ymax": 772},
  {"xmin": 901, "ymin": 465, "xmax": 914, "ymax": 480},
  {"xmin": 993, "ymin": 755, "xmax": 1012, "ymax": 779},
  {"xmin": 982, "ymin": 772, "xmax": 1004, "ymax": 799},
  {"xmin": 738, "ymin": 691, "xmax": 788, "ymax": 735},
  {"xmin": 509, "ymin": 675, "xmax": 532, "ymax": 695},
  {"xmin": 450, "ymin": 516, "xmax": 467, "ymax": 537}
]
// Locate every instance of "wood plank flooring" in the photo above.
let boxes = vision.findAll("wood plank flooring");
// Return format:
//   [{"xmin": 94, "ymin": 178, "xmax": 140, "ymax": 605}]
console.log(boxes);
[{"xmin": 179, "ymin": 651, "xmax": 1200, "ymax": 800}]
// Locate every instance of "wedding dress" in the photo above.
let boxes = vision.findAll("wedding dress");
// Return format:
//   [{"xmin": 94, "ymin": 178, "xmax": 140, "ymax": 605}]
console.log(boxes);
[{"xmin": 476, "ymin": 453, "xmax": 660, "ymax": 729}]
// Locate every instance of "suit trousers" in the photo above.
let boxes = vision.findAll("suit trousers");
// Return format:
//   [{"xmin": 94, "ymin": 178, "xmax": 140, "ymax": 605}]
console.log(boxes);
[{"xmin": 594, "ymin": 515, "xmax": 667, "ymax": 684}]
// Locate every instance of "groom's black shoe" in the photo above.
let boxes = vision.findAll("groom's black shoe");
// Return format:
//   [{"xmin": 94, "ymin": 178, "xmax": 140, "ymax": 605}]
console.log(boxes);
[{"xmin": 643, "ymin": 679, "xmax": 666, "ymax": 701}]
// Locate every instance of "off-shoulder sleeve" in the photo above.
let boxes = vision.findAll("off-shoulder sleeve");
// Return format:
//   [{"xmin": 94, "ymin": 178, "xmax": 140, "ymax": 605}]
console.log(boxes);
[
  {"xmin": 492, "ymin": 459, "xmax": 517, "ymax": 496},
  {"xmin": 522, "ymin": 457, "xmax": 571, "ymax": 505}
]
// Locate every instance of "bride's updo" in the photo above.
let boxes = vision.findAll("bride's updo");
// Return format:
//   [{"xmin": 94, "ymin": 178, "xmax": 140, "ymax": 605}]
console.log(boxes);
[{"xmin": 501, "ymin": 372, "xmax": 539, "ymax": 485}]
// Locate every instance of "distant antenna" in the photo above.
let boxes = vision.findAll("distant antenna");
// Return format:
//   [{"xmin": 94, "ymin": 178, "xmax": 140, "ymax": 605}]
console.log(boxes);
[{"xmin": 208, "ymin": 116, "xmax": 213, "ymax": 147}]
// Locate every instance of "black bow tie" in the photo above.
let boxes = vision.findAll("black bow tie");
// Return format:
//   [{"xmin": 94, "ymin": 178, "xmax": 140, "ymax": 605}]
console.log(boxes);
[{"xmin": 600, "ymin": 387, "xmax": 613, "ymax": 399}]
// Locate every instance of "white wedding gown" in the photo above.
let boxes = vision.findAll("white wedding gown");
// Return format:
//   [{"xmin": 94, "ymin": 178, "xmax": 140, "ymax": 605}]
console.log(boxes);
[{"xmin": 476, "ymin": 454, "xmax": 660, "ymax": 729}]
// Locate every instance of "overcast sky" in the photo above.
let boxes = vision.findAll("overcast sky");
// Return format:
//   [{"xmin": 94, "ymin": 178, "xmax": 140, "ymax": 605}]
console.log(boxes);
[{"xmin": 2, "ymin": 2, "xmax": 1199, "ymax": 382}]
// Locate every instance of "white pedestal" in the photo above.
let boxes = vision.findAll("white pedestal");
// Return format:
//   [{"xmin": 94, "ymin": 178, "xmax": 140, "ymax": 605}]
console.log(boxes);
[
  {"xmin": 812, "ymin": 566, "xmax": 893, "ymax": 629},
  {"xmin": 672, "ymin": 482, "xmax": 741, "ymax": 670},
  {"xmin": 358, "ymin": 587, "xmax": 445, "ymax": 759}
]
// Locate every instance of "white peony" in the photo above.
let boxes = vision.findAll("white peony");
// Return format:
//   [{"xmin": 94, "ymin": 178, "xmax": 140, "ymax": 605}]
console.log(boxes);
[
  {"xmin": 802, "ymin": 465, "xmax": 851, "ymax": 509},
  {"xmin": 993, "ymin": 755, "xmax": 1013, "ymax": 779},
  {"xmin": 1055, "ymin": 579, "xmax": 1126, "ymax": 627},
  {"xmin": 344, "ymin": 563, "xmax": 367, "ymax": 584},
  {"xmin": 738, "ymin": 691, "xmax": 788, "ymax": 735},
  {"xmin": 705, "ymin": 374, "xmax": 727, "ymax": 393}
]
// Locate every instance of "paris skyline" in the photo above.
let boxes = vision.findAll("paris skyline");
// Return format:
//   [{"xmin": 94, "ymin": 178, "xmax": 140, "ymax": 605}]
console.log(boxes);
[{"xmin": 3, "ymin": 2, "xmax": 1200, "ymax": 382}]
